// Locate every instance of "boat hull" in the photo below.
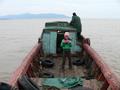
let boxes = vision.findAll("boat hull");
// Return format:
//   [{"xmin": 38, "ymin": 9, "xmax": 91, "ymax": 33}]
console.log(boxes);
[{"xmin": 8, "ymin": 39, "xmax": 120, "ymax": 90}]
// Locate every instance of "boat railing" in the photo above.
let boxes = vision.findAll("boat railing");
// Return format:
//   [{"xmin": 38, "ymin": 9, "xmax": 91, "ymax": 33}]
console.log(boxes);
[{"xmin": 83, "ymin": 42, "xmax": 120, "ymax": 90}]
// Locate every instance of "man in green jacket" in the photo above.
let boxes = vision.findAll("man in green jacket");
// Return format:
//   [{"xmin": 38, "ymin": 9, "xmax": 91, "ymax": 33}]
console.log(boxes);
[
  {"xmin": 70, "ymin": 12, "xmax": 82, "ymax": 39},
  {"xmin": 61, "ymin": 32, "xmax": 72, "ymax": 70}
]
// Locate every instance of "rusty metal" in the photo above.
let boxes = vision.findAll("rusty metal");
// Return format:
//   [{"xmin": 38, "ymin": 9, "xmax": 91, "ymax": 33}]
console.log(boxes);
[{"xmin": 83, "ymin": 43, "xmax": 120, "ymax": 90}]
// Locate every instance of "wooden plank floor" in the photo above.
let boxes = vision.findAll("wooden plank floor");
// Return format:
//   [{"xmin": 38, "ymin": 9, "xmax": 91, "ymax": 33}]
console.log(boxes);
[
  {"xmin": 83, "ymin": 79, "xmax": 103, "ymax": 90},
  {"xmin": 31, "ymin": 56, "xmax": 103, "ymax": 90},
  {"xmin": 41, "ymin": 57, "xmax": 86, "ymax": 77}
]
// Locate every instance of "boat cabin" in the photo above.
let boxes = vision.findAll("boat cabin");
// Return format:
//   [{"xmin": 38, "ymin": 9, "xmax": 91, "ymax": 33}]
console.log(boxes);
[{"xmin": 41, "ymin": 21, "xmax": 81, "ymax": 55}]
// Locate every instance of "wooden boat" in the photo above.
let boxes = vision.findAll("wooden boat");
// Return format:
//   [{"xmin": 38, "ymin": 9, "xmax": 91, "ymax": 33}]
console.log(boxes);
[{"xmin": 7, "ymin": 21, "xmax": 120, "ymax": 90}]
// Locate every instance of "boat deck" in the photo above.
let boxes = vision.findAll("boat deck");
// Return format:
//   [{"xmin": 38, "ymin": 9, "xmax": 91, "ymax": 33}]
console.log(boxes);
[
  {"xmin": 39, "ymin": 56, "xmax": 86, "ymax": 77},
  {"xmin": 30, "ymin": 56, "xmax": 103, "ymax": 90}
]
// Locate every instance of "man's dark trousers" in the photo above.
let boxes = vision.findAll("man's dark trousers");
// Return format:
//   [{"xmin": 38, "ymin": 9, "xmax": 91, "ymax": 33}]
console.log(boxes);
[{"xmin": 62, "ymin": 50, "xmax": 72, "ymax": 69}]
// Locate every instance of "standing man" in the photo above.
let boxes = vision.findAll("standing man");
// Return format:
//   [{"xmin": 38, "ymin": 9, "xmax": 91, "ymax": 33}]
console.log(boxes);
[
  {"xmin": 70, "ymin": 12, "xmax": 82, "ymax": 39},
  {"xmin": 61, "ymin": 32, "xmax": 72, "ymax": 70}
]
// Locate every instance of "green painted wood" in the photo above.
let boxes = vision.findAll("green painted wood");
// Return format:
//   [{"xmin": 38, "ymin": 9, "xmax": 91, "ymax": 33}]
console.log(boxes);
[
  {"xmin": 69, "ymin": 32, "xmax": 81, "ymax": 53},
  {"xmin": 50, "ymin": 32, "xmax": 57, "ymax": 54},
  {"xmin": 45, "ymin": 21, "xmax": 69, "ymax": 27},
  {"xmin": 44, "ymin": 26, "xmax": 76, "ymax": 31},
  {"xmin": 42, "ymin": 32, "xmax": 50, "ymax": 54},
  {"xmin": 44, "ymin": 21, "xmax": 76, "ymax": 31}
]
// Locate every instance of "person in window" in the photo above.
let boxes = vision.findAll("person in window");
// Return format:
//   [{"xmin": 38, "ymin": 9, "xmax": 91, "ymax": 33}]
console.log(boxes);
[
  {"xmin": 70, "ymin": 12, "xmax": 82, "ymax": 40},
  {"xmin": 61, "ymin": 32, "xmax": 72, "ymax": 70}
]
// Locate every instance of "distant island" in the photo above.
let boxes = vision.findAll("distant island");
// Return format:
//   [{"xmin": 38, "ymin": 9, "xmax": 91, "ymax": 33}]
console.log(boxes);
[{"xmin": 0, "ymin": 13, "xmax": 70, "ymax": 20}]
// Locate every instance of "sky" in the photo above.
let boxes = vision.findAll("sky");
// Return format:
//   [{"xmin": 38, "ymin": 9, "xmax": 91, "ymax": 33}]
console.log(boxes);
[{"xmin": 0, "ymin": 0, "xmax": 120, "ymax": 18}]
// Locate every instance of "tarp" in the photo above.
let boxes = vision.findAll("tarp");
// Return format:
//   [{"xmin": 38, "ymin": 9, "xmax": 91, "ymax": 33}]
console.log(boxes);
[{"xmin": 42, "ymin": 77, "xmax": 83, "ymax": 89}]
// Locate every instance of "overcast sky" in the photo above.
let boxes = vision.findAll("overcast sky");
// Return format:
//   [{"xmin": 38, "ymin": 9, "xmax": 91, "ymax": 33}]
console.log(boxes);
[{"xmin": 0, "ymin": 0, "xmax": 120, "ymax": 18}]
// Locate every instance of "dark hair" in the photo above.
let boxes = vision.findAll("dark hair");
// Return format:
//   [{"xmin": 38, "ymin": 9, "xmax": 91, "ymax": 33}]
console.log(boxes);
[{"xmin": 73, "ymin": 12, "xmax": 76, "ymax": 16}]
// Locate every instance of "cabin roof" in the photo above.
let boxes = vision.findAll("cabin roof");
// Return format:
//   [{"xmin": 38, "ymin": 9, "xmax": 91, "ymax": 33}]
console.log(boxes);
[{"xmin": 43, "ymin": 21, "xmax": 76, "ymax": 31}]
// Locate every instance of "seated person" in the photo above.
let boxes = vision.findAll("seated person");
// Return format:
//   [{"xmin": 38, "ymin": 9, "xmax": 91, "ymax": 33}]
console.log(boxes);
[{"xmin": 70, "ymin": 12, "xmax": 82, "ymax": 40}]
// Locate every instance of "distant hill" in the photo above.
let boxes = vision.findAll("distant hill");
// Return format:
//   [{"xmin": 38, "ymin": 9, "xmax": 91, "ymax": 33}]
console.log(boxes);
[{"xmin": 0, "ymin": 13, "xmax": 70, "ymax": 20}]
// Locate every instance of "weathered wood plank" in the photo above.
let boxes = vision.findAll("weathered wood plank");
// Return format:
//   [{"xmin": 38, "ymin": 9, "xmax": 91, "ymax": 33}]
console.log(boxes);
[
  {"xmin": 41, "ymin": 56, "xmax": 86, "ymax": 77},
  {"xmin": 84, "ymin": 80, "xmax": 91, "ymax": 88}
]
